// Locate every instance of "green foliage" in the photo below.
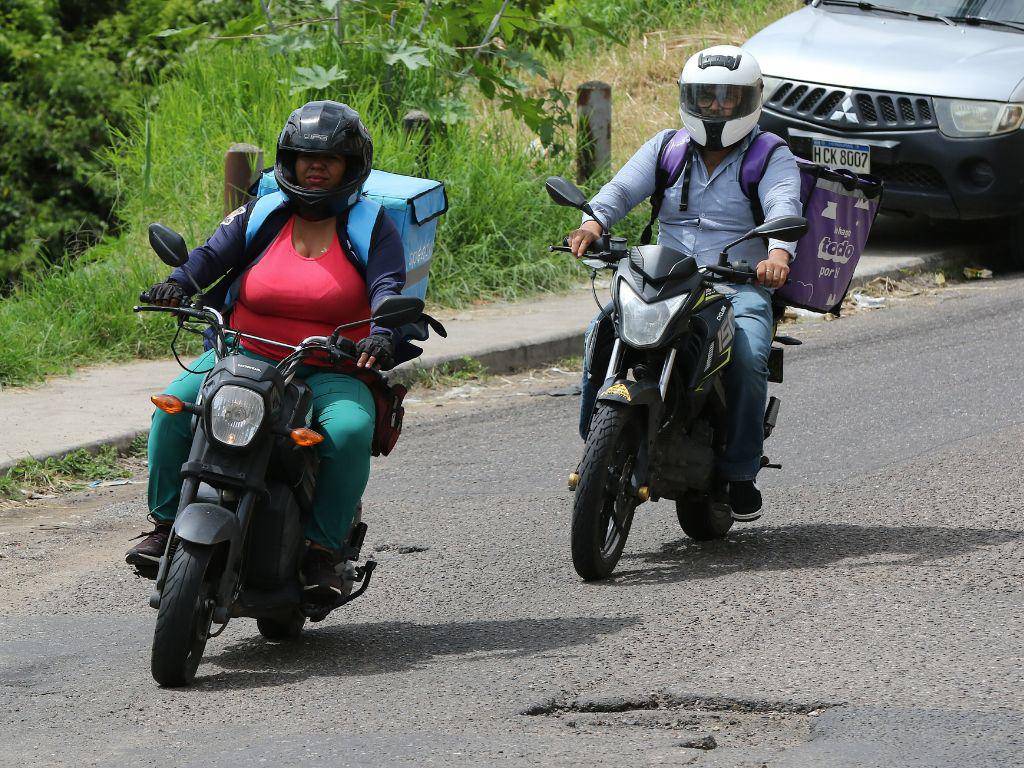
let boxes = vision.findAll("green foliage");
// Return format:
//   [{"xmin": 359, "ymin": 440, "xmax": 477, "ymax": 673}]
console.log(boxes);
[{"xmin": 0, "ymin": 0, "xmax": 250, "ymax": 285}]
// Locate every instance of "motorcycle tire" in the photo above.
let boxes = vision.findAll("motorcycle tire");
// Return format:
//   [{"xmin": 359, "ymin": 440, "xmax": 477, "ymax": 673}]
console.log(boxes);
[
  {"xmin": 571, "ymin": 402, "xmax": 641, "ymax": 581},
  {"xmin": 675, "ymin": 491, "xmax": 733, "ymax": 541},
  {"xmin": 257, "ymin": 612, "xmax": 306, "ymax": 641},
  {"xmin": 151, "ymin": 540, "xmax": 217, "ymax": 687}
]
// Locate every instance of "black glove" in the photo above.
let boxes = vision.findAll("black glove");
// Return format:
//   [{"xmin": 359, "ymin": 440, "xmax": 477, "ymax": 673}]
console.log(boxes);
[
  {"xmin": 141, "ymin": 280, "xmax": 186, "ymax": 307},
  {"xmin": 355, "ymin": 332, "xmax": 395, "ymax": 370}
]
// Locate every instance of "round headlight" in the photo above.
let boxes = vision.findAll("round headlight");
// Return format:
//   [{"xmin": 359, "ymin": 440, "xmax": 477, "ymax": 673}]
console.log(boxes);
[{"xmin": 209, "ymin": 385, "xmax": 265, "ymax": 447}]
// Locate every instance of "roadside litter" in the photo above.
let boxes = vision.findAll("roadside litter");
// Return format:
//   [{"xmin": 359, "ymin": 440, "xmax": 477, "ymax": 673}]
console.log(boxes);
[{"xmin": 964, "ymin": 267, "xmax": 994, "ymax": 280}]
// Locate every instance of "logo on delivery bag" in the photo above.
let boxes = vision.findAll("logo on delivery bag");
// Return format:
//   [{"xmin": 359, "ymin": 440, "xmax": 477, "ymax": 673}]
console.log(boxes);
[{"xmin": 816, "ymin": 229, "xmax": 855, "ymax": 265}]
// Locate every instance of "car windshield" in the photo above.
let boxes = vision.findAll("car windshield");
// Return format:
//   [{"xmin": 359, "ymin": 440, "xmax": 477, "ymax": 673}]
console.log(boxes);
[{"xmin": 820, "ymin": 0, "xmax": 1024, "ymax": 24}]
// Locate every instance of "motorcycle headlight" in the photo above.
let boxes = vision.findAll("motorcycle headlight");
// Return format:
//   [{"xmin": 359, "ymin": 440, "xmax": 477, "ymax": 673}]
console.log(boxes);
[
  {"xmin": 209, "ymin": 385, "xmax": 265, "ymax": 447},
  {"xmin": 617, "ymin": 279, "xmax": 688, "ymax": 348},
  {"xmin": 934, "ymin": 98, "xmax": 1024, "ymax": 137}
]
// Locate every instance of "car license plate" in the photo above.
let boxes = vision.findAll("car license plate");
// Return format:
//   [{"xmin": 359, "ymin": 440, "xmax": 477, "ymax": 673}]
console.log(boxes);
[{"xmin": 810, "ymin": 135, "xmax": 870, "ymax": 174}]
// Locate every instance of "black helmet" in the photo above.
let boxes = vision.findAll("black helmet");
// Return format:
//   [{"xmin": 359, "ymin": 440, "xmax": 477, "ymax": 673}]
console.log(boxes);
[{"xmin": 274, "ymin": 100, "xmax": 373, "ymax": 219}]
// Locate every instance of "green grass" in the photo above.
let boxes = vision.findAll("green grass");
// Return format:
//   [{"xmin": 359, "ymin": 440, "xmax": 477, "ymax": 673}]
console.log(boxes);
[
  {"xmin": 0, "ymin": 1, "xmax": 796, "ymax": 388},
  {"xmin": 401, "ymin": 355, "xmax": 492, "ymax": 390},
  {"xmin": 0, "ymin": 435, "xmax": 147, "ymax": 501}
]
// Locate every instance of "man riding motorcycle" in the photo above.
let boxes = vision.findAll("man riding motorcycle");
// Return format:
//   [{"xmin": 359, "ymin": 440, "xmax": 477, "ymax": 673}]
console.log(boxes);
[
  {"xmin": 126, "ymin": 100, "xmax": 405, "ymax": 596},
  {"xmin": 569, "ymin": 45, "xmax": 802, "ymax": 521}
]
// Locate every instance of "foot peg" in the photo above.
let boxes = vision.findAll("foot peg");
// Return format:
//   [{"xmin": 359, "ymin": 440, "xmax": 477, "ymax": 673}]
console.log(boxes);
[
  {"xmin": 760, "ymin": 455, "xmax": 782, "ymax": 470},
  {"xmin": 304, "ymin": 559, "xmax": 378, "ymax": 622}
]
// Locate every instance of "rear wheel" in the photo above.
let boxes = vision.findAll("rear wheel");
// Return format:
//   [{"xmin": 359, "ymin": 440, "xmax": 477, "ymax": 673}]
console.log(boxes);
[
  {"xmin": 257, "ymin": 612, "xmax": 306, "ymax": 641},
  {"xmin": 675, "ymin": 490, "xmax": 733, "ymax": 541},
  {"xmin": 571, "ymin": 403, "xmax": 642, "ymax": 580},
  {"xmin": 151, "ymin": 541, "xmax": 217, "ymax": 687}
]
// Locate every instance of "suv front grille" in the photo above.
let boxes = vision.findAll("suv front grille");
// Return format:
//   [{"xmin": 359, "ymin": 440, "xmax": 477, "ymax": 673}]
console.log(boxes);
[
  {"xmin": 872, "ymin": 163, "xmax": 946, "ymax": 191},
  {"xmin": 765, "ymin": 79, "xmax": 936, "ymax": 131}
]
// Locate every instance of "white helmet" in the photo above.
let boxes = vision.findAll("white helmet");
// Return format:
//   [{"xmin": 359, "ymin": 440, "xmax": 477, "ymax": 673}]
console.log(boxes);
[{"xmin": 679, "ymin": 45, "xmax": 763, "ymax": 150}]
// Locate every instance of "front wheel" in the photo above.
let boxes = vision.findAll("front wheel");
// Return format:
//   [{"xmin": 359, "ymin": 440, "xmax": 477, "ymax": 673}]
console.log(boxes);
[
  {"xmin": 675, "ymin": 490, "xmax": 733, "ymax": 541},
  {"xmin": 571, "ymin": 403, "xmax": 642, "ymax": 580},
  {"xmin": 151, "ymin": 540, "xmax": 218, "ymax": 687}
]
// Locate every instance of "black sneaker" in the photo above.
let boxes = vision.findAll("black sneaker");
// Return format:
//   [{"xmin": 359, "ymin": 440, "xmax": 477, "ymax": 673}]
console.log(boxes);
[
  {"xmin": 126, "ymin": 518, "xmax": 172, "ymax": 576},
  {"xmin": 728, "ymin": 481, "xmax": 763, "ymax": 522},
  {"xmin": 301, "ymin": 544, "xmax": 343, "ymax": 599}
]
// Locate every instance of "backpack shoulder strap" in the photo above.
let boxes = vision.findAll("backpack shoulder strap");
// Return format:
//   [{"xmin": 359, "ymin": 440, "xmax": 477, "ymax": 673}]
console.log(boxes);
[
  {"xmin": 245, "ymin": 191, "xmax": 288, "ymax": 248},
  {"xmin": 641, "ymin": 130, "xmax": 690, "ymax": 246},
  {"xmin": 739, "ymin": 131, "xmax": 787, "ymax": 225},
  {"xmin": 346, "ymin": 196, "xmax": 383, "ymax": 267}
]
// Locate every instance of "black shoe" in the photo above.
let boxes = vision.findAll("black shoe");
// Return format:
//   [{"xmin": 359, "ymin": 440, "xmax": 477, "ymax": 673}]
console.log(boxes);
[
  {"xmin": 728, "ymin": 481, "xmax": 763, "ymax": 522},
  {"xmin": 126, "ymin": 518, "xmax": 172, "ymax": 576},
  {"xmin": 301, "ymin": 545, "xmax": 343, "ymax": 599}
]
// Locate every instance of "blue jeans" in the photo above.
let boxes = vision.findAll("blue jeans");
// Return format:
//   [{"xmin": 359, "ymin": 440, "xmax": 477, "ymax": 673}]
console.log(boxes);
[
  {"xmin": 717, "ymin": 284, "xmax": 773, "ymax": 481},
  {"xmin": 579, "ymin": 284, "xmax": 773, "ymax": 481}
]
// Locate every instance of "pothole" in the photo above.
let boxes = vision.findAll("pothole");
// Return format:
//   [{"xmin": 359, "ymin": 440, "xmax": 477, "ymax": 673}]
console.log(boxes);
[{"xmin": 521, "ymin": 692, "xmax": 839, "ymax": 753}]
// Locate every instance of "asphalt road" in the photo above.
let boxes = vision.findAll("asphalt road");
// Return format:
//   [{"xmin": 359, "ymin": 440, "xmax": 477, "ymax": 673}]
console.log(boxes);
[{"xmin": 1, "ymin": 277, "xmax": 1022, "ymax": 767}]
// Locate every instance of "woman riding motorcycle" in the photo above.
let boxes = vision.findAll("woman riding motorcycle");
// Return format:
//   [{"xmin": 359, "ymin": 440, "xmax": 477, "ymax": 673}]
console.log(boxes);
[{"xmin": 126, "ymin": 100, "xmax": 406, "ymax": 597}]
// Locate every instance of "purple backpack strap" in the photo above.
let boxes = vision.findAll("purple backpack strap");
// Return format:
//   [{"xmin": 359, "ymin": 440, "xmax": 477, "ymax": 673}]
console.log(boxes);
[
  {"xmin": 658, "ymin": 129, "xmax": 690, "ymax": 182},
  {"xmin": 739, "ymin": 131, "xmax": 787, "ymax": 223},
  {"xmin": 641, "ymin": 130, "xmax": 691, "ymax": 245}
]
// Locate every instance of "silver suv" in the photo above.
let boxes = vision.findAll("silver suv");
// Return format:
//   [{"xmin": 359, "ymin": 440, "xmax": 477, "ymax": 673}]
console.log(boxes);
[{"xmin": 744, "ymin": 0, "xmax": 1024, "ymax": 263}]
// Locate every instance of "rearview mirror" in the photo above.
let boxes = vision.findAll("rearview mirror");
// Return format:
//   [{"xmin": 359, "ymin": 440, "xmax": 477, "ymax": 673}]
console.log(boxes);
[
  {"xmin": 148, "ymin": 223, "xmax": 189, "ymax": 268},
  {"xmin": 372, "ymin": 295, "xmax": 424, "ymax": 329},
  {"xmin": 544, "ymin": 176, "xmax": 598, "ymax": 220},
  {"xmin": 746, "ymin": 215, "xmax": 809, "ymax": 243}
]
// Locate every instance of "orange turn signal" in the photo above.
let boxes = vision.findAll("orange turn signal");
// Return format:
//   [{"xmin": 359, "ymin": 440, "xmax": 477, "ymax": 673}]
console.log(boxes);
[
  {"xmin": 151, "ymin": 394, "xmax": 185, "ymax": 415},
  {"xmin": 291, "ymin": 428, "xmax": 325, "ymax": 447}
]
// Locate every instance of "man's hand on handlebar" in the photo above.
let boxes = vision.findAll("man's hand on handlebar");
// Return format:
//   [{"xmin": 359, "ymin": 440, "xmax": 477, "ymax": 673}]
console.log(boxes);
[
  {"xmin": 568, "ymin": 220, "xmax": 603, "ymax": 259},
  {"xmin": 757, "ymin": 249, "xmax": 791, "ymax": 289}
]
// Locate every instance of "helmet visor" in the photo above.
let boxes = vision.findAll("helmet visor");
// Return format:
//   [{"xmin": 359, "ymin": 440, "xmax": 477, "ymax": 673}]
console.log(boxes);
[{"xmin": 680, "ymin": 83, "xmax": 761, "ymax": 121}]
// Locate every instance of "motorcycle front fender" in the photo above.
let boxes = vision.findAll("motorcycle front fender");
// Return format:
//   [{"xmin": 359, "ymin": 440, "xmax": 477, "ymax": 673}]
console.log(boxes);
[
  {"xmin": 596, "ymin": 377, "xmax": 663, "ymax": 409},
  {"xmin": 173, "ymin": 502, "xmax": 241, "ymax": 548}
]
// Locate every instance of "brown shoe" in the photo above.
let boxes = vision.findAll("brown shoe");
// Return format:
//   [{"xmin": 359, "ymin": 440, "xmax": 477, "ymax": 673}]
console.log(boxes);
[
  {"xmin": 126, "ymin": 518, "xmax": 172, "ymax": 576},
  {"xmin": 301, "ymin": 544, "xmax": 343, "ymax": 597}
]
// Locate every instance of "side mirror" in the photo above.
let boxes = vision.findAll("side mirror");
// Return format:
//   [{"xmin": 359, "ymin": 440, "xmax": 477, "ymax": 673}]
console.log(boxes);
[
  {"xmin": 148, "ymin": 223, "xmax": 189, "ymax": 268},
  {"xmin": 372, "ymin": 295, "xmax": 424, "ymax": 329},
  {"xmin": 544, "ymin": 176, "xmax": 599, "ymax": 220},
  {"xmin": 746, "ymin": 215, "xmax": 808, "ymax": 243}
]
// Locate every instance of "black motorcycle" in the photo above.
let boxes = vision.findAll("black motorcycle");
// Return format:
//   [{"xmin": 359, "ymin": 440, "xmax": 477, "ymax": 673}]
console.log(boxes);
[
  {"xmin": 136, "ymin": 223, "xmax": 435, "ymax": 686},
  {"xmin": 545, "ymin": 177, "xmax": 807, "ymax": 581}
]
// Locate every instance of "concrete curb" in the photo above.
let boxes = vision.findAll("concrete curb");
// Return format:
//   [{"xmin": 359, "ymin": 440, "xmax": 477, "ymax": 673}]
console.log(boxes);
[{"xmin": 0, "ymin": 244, "xmax": 978, "ymax": 478}]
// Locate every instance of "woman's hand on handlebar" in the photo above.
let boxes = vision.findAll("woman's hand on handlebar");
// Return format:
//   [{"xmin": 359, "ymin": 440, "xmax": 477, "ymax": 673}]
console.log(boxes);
[
  {"xmin": 141, "ymin": 279, "xmax": 186, "ymax": 307},
  {"xmin": 757, "ymin": 249, "xmax": 792, "ymax": 289},
  {"xmin": 568, "ymin": 220, "xmax": 603, "ymax": 259}
]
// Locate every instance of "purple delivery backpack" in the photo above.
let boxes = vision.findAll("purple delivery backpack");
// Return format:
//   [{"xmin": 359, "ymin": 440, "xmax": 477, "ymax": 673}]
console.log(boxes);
[{"xmin": 644, "ymin": 130, "xmax": 883, "ymax": 314}]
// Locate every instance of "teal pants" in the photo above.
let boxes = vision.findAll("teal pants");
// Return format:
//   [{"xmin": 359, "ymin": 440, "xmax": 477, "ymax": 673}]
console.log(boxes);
[{"xmin": 148, "ymin": 349, "xmax": 376, "ymax": 550}]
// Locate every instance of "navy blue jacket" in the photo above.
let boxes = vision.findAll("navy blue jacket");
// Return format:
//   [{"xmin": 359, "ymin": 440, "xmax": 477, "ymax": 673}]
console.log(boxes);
[{"xmin": 170, "ymin": 197, "xmax": 406, "ymax": 340}]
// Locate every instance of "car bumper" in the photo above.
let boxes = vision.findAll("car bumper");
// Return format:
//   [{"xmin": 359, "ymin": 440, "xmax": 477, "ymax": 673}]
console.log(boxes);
[{"xmin": 760, "ymin": 107, "xmax": 1024, "ymax": 221}]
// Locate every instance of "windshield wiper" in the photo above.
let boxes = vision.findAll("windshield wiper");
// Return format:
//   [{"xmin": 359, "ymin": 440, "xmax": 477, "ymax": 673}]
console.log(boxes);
[
  {"xmin": 950, "ymin": 15, "xmax": 1024, "ymax": 34},
  {"xmin": 810, "ymin": 0, "xmax": 955, "ymax": 26}
]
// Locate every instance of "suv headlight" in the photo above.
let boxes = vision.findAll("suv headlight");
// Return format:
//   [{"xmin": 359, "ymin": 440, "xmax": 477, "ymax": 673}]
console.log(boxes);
[
  {"xmin": 618, "ymin": 279, "xmax": 688, "ymax": 348},
  {"xmin": 209, "ymin": 385, "xmax": 265, "ymax": 447},
  {"xmin": 934, "ymin": 99, "xmax": 1024, "ymax": 137}
]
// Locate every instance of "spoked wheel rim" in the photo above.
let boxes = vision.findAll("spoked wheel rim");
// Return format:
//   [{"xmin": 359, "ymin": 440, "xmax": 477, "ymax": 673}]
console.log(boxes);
[
  {"xmin": 186, "ymin": 588, "xmax": 215, "ymax": 678},
  {"xmin": 597, "ymin": 423, "xmax": 640, "ymax": 561}
]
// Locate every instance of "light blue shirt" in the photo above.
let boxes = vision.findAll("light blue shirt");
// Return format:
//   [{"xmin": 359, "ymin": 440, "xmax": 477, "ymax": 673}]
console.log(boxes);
[{"xmin": 584, "ymin": 127, "xmax": 803, "ymax": 267}]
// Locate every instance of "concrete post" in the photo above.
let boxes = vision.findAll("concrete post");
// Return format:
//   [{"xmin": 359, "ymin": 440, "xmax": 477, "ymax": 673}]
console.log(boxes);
[
  {"xmin": 224, "ymin": 143, "xmax": 264, "ymax": 216},
  {"xmin": 576, "ymin": 81, "xmax": 612, "ymax": 183}
]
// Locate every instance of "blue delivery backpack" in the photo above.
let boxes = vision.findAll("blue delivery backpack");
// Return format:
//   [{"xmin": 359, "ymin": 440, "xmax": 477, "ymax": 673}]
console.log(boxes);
[{"xmin": 249, "ymin": 169, "xmax": 448, "ymax": 300}]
